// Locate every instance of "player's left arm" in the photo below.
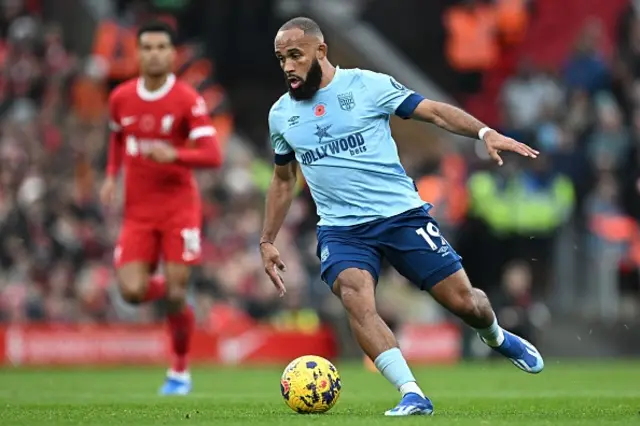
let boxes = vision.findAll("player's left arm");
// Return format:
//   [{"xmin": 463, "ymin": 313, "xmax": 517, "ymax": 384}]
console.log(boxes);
[
  {"xmin": 362, "ymin": 70, "xmax": 538, "ymax": 165},
  {"xmin": 409, "ymin": 99, "xmax": 537, "ymax": 165},
  {"xmin": 175, "ymin": 93, "xmax": 223, "ymax": 168}
]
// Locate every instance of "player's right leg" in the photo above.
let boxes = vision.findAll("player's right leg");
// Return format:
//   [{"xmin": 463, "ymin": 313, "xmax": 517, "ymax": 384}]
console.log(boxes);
[
  {"xmin": 115, "ymin": 262, "xmax": 165, "ymax": 304},
  {"xmin": 114, "ymin": 222, "xmax": 165, "ymax": 304},
  {"xmin": 317, "ymin": 229, "xmax": 433, "ymax": 416}
]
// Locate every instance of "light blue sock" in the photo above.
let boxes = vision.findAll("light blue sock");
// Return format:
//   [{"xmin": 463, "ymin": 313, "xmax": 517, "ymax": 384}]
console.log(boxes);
[
  {"xmin": 476, "ymin": 315, "xmax": 505, "ymax": 347},
  {"xmin": 374, "ymin": 348, "xmax": 418, "ymax": 391}
]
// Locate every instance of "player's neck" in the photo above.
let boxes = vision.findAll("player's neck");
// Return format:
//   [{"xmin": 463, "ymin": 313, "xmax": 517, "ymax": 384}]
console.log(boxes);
[
  {"xmin": 319, "ymin": 64, "xmax": 336, "ymax": 90},
  {"xmin": 142, "ymin": 74, "xmax": 170, "ymax": 92}
]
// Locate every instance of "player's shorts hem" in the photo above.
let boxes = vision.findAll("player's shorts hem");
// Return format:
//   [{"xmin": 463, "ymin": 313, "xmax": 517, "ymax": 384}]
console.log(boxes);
[
  {"xmin": 322, "ymin": 261, "xmax": 379, "ymax": 289},
  {"xmin": 420, "ymin": 260, "xmax": 463, "ymax": 291}
]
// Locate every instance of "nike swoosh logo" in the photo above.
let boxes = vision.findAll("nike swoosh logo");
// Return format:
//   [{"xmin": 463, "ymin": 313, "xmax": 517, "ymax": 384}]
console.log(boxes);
[
  {"xmin": 121, "ymin": 116, "xmax": 137, "ymax": 126},
  {"xmin": 218, "ymin": 330, "xmax": 266, "ymax": 364}
]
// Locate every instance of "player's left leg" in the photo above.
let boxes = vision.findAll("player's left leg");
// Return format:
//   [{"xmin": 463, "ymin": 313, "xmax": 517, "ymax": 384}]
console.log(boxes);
[
  {"xmin": 160, "ymin": 262, "xmax": 195, "ymax": 396},
  {"xmin": 382, "ymin": 206, "xmax": 544, "ymax": 374},
  {"xmin": 429, "ymin": 269, "xmax": 543, "ymax": 373},
  {"xmin": 158, "ymin": 224, "xmax": 201, "ymax": 396}
]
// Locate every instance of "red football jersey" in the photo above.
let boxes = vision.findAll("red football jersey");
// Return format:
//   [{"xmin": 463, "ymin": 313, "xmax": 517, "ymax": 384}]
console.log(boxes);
[{"xmin": 107, "ymin": 74, "xmax": 220, "ymax": 223}]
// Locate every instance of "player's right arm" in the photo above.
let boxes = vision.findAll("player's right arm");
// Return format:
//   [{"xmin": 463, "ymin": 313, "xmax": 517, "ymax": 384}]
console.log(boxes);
[
  {"xmin": 260, "ymin": 106, "xmax": 297, "ymax": 296},
  {"xmin": 100, "ymin": 90, "xmax": 124, "ymax": 206}
]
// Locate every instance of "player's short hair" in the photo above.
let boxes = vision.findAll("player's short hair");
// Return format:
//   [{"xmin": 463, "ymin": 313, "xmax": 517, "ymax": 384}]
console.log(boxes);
[
  {"xmin": 137, "ymin": 20, "xmax": 176, "ymax": 45},
  {"xmin": 279, "ymin": 17, "xmax": 324, "ymax": 41}
]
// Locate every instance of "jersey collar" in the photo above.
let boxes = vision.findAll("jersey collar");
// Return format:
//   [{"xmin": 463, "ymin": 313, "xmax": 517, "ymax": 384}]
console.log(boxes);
[
  {"xmin": 317, "ymin": 66, "xmax": 340, "ymax": 94},
  {"xmin": 137, "ymin": 73, "xmax": 176, "ymax": 101}
]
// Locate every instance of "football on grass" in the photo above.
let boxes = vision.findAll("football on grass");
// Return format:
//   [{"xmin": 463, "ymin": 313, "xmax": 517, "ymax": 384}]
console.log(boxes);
[{"xmin": 280, "ymin": 355, "xmax": 342, "ymax": 414}]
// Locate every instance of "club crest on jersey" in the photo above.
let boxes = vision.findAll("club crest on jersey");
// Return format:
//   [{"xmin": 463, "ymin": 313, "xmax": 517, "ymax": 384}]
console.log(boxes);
[
  {"xmin": 337, "ymin": 92, "xmax": 355, "ymax": 111},
  {"xmin": 161, "ymin": 114, "xmax": 174, "ymax": 134}
]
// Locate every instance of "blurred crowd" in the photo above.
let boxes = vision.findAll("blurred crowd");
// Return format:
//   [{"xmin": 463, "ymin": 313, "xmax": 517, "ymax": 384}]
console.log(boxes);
[
  {"xmin": 1, "ymin": 0, "xmax": 639, "ymax": 337},
  {"xmin": 0, "ymin": 0, "xmax": 334, "ymax": 329},
  {"xmin": 440, "ymin": 0, "xmax": 640, "ymax": 328}
]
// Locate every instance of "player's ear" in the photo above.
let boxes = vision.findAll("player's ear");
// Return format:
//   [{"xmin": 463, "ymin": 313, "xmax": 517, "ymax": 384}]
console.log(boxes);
[{"xmin": 317, "ymin": 43, "xmax": 327, "ymax": 60}]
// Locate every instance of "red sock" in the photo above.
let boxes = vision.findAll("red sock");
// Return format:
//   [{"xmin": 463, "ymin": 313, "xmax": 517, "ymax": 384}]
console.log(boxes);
[
  {"xmin": 167, "ymin": 306, "xmax": 194, "ymax": 373},
  {"xmin": 143, "ymin": 275, "xmax": 166, "ymax": 302}
]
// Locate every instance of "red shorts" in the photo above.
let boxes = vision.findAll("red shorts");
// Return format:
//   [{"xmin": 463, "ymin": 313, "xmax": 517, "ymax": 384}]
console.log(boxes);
[{"xmin": 114, "ymin": 214, "xmax": 202, "ymax": 268}]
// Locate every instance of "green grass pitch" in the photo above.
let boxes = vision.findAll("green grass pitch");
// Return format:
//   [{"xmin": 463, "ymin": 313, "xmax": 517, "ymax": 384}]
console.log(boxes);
[{"xmin": 0, "ymin": 361, "xmax": 638, "ymax": 425}]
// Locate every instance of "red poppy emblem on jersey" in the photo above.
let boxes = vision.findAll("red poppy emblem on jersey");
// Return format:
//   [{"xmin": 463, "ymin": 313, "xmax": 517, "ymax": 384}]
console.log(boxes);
[{"xmin": 314, "ymin": 103, "xmax": 326, "ymax": 117}]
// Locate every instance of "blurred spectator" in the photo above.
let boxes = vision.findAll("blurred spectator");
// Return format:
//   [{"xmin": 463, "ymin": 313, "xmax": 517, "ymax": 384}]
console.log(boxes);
[
  {"xmin": 501, "ymin": 58, "xmax": 564, "ymax": 131},
  {"xmin": 586, "ymin": 94, "xmax": 630, "ymax": 171},
  {"xmin": 444, "ymin": 0, "xmax": 499, "ymax": 93},
  {"xmin": 563, "ymin": 19, "xmax": 610, "ymax": 95},
  {"xmin": 620, "ymin": 111, "xmax": 640, "ymax": 220},
  {"xmin": 415, "ymin": 151, "xmax": 469, "ymax": 240},
  {"xmin": 495, "ymin": 0, "xmax": 529, "ymax": 46},
  {"xmin": 466, "ymin": 156, "xmax": 574, "ymax": 295},
  {"xmin": 492, "ymin": 260, "xmax": 550, "ymax": 347}
]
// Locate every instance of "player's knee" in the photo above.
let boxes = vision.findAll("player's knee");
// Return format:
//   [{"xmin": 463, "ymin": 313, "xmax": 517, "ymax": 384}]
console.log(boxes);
[
  {"xmin": 447, "ymin": 286, "xmax": 485, "ymax": 319},
  {"xmin": 116, "ymin": 264, "xmax": 150, "ymax": 304},
  {"xmin": 335, "ymin": 269, "xmax": 376, "ymax": 316},
  {"xmin": 119, "ymin": 281, "xmax": 147, "ymax": 304}
]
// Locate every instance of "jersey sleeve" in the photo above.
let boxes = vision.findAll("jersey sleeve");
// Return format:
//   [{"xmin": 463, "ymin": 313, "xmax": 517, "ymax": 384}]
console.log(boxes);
[
  {"xmin": 360, "ymin": 70, "xmax": 425, "ymax": 119},
  {"xmin": 106, "ymin": 91, "xmax": 123, "ymax": 177},
  {"xmin": 175, "ymin": 92, "xmax": 222, "ymax": 168},
  {"xmin": 268, "ymin": 105, "xmax": 295, "ymax": 165},
  {"xmin": 108, "ymin": 91, "xmax": 121, "ymax": 133},
  {"xmin": 186, "ymin": 94, "xmax": 216, "ymax": 140}
]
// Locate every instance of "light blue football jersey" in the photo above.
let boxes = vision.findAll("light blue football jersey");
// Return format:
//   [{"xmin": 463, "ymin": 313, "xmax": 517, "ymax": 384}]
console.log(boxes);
[{"xmin": 269, "ymin": 67, "xmax": 427, "ymax": 227}]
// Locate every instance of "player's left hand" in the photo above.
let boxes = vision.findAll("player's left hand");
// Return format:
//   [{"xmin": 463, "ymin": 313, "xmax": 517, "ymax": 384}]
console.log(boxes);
[
  {"xmin": 145, "ymin": 143, "xmax": 178, "ymax": 163},
  {"xmin": 483, "ymin": 130, "xmax": 539, "ymax": 166}
]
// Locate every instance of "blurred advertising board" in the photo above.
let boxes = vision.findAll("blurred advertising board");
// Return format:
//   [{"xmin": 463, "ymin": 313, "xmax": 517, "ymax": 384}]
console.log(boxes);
[{"xmin": 0, "ymin": 322, "xmax": 459, "ymax": 366}]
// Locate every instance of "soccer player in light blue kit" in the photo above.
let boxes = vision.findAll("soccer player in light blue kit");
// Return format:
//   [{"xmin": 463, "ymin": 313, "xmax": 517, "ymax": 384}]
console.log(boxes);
[{"xmin": 260, "ymin": 17, "xmax": 544, "ymax": 416}]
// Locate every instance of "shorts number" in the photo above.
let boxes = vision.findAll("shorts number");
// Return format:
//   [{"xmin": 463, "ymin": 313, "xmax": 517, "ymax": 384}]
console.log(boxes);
[
  {"xmin": 416, "ymin": 222, "xmax": 447, "ymax": 251},
  {"xmin": 181, "ymin": 228, "xmax": 201, "ymax": 261}
]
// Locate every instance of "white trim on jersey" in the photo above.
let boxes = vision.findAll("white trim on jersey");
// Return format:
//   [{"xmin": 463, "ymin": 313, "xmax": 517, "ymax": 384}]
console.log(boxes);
[
  {"xmin": 136, "ymin": 73, "xmax": 176, "ymax": 101},
  {"xmin": 189, "ymin": 126, "xmax": 216, "ymax": 140}
]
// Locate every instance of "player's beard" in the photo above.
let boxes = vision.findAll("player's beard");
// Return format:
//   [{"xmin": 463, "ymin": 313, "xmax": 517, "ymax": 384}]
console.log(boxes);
[{"xmin": 287, "ymin": 59, "xmax": 323, "ymax": 101}]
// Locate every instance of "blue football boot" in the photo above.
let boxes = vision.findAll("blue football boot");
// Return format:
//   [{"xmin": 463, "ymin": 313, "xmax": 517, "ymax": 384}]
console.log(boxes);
[
  {"xmin": 482, "ymin": 329, "xmax": 544, "ymax": 374},
  {"xmin": 159, "ymin": 370, "xmax": 192, "ymax": 395},
  {"xmin": 384, "ymin": 392, "xmax": 434, "ymax": 416}
]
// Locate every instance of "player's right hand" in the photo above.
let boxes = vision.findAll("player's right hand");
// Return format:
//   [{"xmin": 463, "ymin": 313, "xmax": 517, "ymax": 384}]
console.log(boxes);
[
  {"xmin": 99, "ymin": 177, "xmax": 116, "ymax": 206},
  {"xmin": 260, "ymin": 242, "xmax": 287, "ymax": 297}
]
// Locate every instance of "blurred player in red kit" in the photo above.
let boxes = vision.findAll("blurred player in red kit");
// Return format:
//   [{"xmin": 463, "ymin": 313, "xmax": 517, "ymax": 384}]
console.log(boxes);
[{"xmin": 100, "ymin": 21, "xmax": 222, "ymax": 395}]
